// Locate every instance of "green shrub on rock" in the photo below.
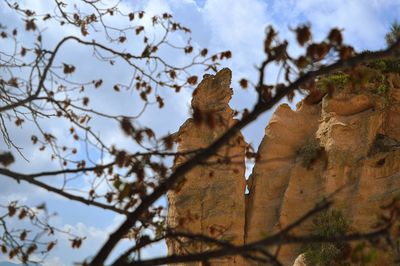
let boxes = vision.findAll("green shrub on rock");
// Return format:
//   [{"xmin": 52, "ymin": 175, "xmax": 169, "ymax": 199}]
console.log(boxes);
[{"xmin": 303, "ymin": 210, "xmax": 350, "ymax": 266}]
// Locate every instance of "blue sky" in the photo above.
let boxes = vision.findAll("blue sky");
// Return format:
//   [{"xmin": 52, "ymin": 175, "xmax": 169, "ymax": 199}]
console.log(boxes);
[{"xmin": 1, "ymin": 0, "xmax": 400, "ymax": 265}]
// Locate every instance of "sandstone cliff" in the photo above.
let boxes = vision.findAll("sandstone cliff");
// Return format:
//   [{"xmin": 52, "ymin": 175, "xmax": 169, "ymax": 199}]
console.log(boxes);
[
  {"xmin": 246, "ymin": 72, "xmax": 400, "ymax": 265},
  {"xmin": 167, "ymin": 68, "xmax": 246, "ymax": 265},
  {"xmin": 167, "ymin": 68, "xmax": 400, "ymax": 266}
]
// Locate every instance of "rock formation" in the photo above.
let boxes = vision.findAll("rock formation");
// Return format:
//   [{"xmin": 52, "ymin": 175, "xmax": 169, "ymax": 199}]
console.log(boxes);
[
  {"xmin": 167, "ymin": 68, "xmax": 246, "ymax": 265},
  {"xmin": 167, "ymin": 68, "xmax": 400, "ymax": 265},
  {"xmin": 245, "ymin": 72, "xmax": 400, "ymax": 265},
  {"xmin": 245, "ymin": 101, "xmax": 322, "ymax": 264}
]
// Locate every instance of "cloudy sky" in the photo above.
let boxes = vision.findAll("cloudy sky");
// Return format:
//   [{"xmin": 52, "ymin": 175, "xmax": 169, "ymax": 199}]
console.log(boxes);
[{"xmin": 1, "ymin": 0, "xmax": 400, "ymax": 265}]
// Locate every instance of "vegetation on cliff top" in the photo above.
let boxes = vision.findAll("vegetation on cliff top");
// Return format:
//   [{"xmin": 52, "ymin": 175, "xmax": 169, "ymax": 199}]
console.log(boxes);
[{"xmin": 317, "ymin": 22, "xmax": 400, "ymax": 98}]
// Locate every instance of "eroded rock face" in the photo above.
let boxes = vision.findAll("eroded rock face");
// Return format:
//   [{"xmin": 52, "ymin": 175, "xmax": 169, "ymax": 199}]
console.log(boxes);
[
  {"xmin": 246, "ymin": 77, "xmax": 400, "ymax": 265},
  {"xmin": 168, "ymin": 69, "xmax": 400, "ymax": 266},
  {"xmin": 245, "ymin": 102, "xmax": 322, "ymax": 258},
  {"xmin": 167, "ymin": 68, "xmax": 246, "ymax": 265}
]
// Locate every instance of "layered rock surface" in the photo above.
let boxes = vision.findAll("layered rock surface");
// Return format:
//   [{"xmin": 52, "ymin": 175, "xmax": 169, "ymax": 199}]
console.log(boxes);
[{"xmin": 167, "ymin": 69, "xmax": 400, "ymax": 266}]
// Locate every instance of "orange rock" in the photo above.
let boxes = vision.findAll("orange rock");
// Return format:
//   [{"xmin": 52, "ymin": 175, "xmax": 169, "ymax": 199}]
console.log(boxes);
[
  {"xmin": 168, "ymin": 68, "xmax": 400, "ymax": 266},
  {"xmin": 324, "ymin": 94, "xmax": 374, "ymax": 116},
  {"xmin": 245, "ymin": 102, "xmax": 321, "ymax": 265},
  {"xmin": 167, "ymin": 68, "xmax": 246, "ymax": 265}
]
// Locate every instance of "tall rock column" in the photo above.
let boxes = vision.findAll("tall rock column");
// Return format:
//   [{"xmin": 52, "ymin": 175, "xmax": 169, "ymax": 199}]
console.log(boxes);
[
  {"xmin": 245, "ymin": 102, "xmax": 322, "ymax": 265},
  {"xmin": 167, "ymin": 68, "xmax": 246, "ymax": 265}
]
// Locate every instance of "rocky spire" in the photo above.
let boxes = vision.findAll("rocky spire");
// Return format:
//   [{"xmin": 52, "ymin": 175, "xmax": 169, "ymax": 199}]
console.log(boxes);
[{"xmin": 167, "ymin": 68, "xmax": 246, "ymax": 265}]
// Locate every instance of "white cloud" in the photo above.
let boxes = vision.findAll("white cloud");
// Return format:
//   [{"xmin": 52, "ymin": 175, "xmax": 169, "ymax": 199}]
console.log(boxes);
[
  {"xmin": 42, "ymin": 256, "xmax": 66, "ymax": 266},
  {"xmin": 145, "ymin": 0, "xmax": 172, "ymax": 15},
  {"xmin": 301, "ymin": 0, "xmax": 385, "ymax": 47},
  {"xmin": 270, "ymin": 0, "xmax": 395, "ymax": 50},
  {"xmin": 203, "ymin": 0, "xmax": 269, "ymax": 72}
]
